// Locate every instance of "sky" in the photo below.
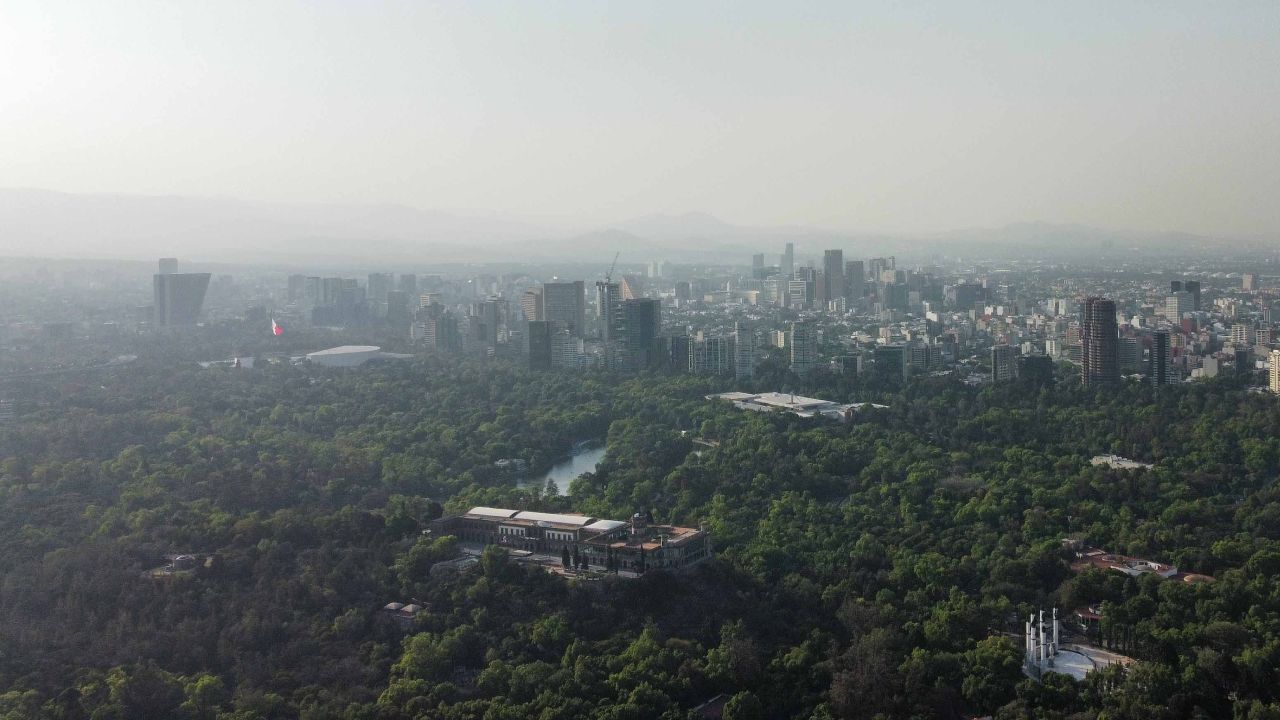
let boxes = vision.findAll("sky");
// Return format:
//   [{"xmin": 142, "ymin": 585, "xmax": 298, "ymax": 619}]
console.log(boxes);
[{"xmin": 2, "ymin": 1, "xmax": 1278, "ymax": 237}]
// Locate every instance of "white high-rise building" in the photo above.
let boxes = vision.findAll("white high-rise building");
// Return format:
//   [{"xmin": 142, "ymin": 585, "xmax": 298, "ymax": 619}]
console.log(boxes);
[{"xmin": 1270, "ymin": 349, "xmax": 1280, "ymax": 394}]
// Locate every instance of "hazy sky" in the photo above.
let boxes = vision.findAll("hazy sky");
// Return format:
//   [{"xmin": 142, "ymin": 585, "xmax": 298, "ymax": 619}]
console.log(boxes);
[{"xmin": 3, "ymin": 1, "xmax": 1278, "ymax": 236}]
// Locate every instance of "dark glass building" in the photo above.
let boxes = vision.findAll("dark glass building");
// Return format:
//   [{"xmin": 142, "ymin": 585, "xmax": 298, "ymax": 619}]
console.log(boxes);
[
  {"xmin": 153, "ymin": 273, "xmax": 211, "ymax": 327},
  {"xmin": 1081, "ymin": 297, "xmax": 1119, "ymax": 385}
]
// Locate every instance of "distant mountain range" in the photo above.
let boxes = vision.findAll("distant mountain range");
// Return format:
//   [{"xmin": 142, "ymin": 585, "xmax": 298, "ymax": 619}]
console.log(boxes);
[{"xmin": 0, "ymin": 188, "xmax": 1263, "ymax": 267}]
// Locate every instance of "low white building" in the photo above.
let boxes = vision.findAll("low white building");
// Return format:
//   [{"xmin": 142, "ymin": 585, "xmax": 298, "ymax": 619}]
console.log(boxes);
[
  {"xmin": 306, "ymin": 345, "xmax": 413, "ymax": 368},
  {"xmin": 707, "ymin": 391, "xmax": 887, "ymax": 421}
]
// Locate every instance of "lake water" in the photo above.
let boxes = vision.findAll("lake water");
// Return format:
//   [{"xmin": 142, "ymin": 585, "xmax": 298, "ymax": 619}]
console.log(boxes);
[{"xmin": 522, "ymin": 443, "xmax": 606, "ymax": 490}]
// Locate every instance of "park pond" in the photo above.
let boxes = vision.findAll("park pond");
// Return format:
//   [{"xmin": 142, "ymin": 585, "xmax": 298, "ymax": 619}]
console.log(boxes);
[{"xmin": 519, "ymin": 441, "xmax": 606, "ymax": 491}]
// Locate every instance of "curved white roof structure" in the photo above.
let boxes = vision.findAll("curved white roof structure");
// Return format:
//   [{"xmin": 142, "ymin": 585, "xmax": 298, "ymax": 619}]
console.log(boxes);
[
  {"xmin": 584, "ymin": 519, "xmax": 627, "ymax": 533},
  {"xmin": 467, "ymin": 507, "xmax": 520, "ymax": 518},
  {"xmin": 513, "ymin": 511, "xmax": 595, "ymax": 526}
]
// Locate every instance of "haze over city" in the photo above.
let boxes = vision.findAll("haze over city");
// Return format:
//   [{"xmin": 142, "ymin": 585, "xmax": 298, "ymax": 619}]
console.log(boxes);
[
  {"xmin": 3, "ymin": 1, "xmax": 1280, "ymax": 263},
  {"xmin": 8, "ymin": 4, "xmax": 1280, "ymax": 719}
]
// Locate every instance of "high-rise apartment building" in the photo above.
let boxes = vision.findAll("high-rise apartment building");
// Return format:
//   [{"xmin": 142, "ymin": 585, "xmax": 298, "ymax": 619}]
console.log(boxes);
[
  {"xmin": 1081, "ymin": 296, "xmax": 1119, "ymax": 385},
  {"xmin": 1150, "ymin": 330, "xmax": 1170, "ymax": 387},
  {"xmin": 908, "ymin": 343, "xmax": 942, "ymax": 374},
  {"xmin": 790, "ymin": 322, "xmax": 815, "ymax": 375},
  {"xmin": 1244, "ymin": 274, "xmax": 1258, "ymax": 292},
  {"xmin": 1230, "ymin": 323, "xmax": 1254, "ymax": 347},
  {"xmin": 1270, "ymin": 349, "xmax": 1280, "ymax": 394},
  {"xmin": 690, "ymin": 336, "xmax": 733, "ymax": 375},
  {"xmin": 520, "ymin": 289, "xmax": 542, "ymax": 322},
  {"xmin": 1118, "ymin": 336, "xmax": 1142, "ymax": 373},
  {"xmin": 153, "ymin": 273, "xmax": 211, "ymax": 327},
  {"xmin": 733, "ymin": 322, "xmax": 756, "ymax": 380},
  {"xmin": 991, "ymin": 344, "xmax": 1016, "ymax": 383}
]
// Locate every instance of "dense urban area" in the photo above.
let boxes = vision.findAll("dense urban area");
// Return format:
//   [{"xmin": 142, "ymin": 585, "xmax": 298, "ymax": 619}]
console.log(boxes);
[{"xmin": 2, "ymin": 244, "xmax": 1280, "ymax": 720}]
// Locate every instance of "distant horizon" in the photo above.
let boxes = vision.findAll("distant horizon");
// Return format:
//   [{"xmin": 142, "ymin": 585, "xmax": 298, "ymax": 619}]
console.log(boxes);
[
  {"xmin": 4, "ymin": 2, "xmax": 1279, "ymax": 240},
  {"xmin": 1, "ymin": 185, "xmax": 1268, "ymax": 244}
]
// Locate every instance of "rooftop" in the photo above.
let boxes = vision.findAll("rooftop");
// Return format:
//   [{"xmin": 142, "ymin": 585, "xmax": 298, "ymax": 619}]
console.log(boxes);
[
  {"xmin": 708, "ymin": 390, "xmax": 886, "ymax": 420},
  {"xmin": 466, "ymin": 506, "xmax": 519, "ymax": 519},
  {"xmin": 1090, "ymin": 454, "xmax": 1154, "ymax": 470},
  {"xmin": 512, "ymin": 510, "xmax": 596, "ymax": 527},
  {"xmin": 307, "ymin": 345, "xmax": 381, "ymax": 356}
]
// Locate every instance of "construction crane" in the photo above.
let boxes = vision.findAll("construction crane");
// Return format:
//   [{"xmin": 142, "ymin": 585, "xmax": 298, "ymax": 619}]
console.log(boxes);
[{"xmin": 605, "ymin": 251, "xmax": 620, "ymax": 284}]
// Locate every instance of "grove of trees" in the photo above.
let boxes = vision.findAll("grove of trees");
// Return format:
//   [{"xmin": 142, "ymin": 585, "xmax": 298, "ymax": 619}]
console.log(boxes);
[{"xmin": 1, "ymin": 354, "xmax": 1279, "ymax": 718}]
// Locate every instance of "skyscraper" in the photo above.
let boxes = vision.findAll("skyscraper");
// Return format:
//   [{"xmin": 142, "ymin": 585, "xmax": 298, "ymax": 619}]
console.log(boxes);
[
  {"xmin": 594, "ymin": 281, "xmax": 621, "ymax": 342},
  {"xmin": 414, "ymin": 309, "xmax": 460, "ymax": 351},
  {"xmin": 790, "ymin": 321, "xmax": 815, "ymax": 375},
  {"xmin": 1165, "ymin": 292, "xmax": 1192, "ymax": 319},
  {"xmin": 1270, "ymin": 349, "xmax": 1280, "ymax": 394},
  {"xmin": 733, "ymin": 322, "xmax": 756, "ymax": 380},
  {"xmin": 1185, "ymin": 280, "xmax": 1202, "ymax": 311},
  {"xmin": 1118, "ymin": 336, "xmax": 1142, "ymax": 373},
  {"xmin": 367, "ymin": 273, "xmax": 394, "ymax": 304},
  {"xmin": 398, "ymin": 274, "xmax": 418, "ymax": 297},
  {"xmin": 845, "ymin": 260, "xmax": 865, "ymax": 298},
  {"xmin": 480, "ymin": 296, "xmax": 505, "ymax": 346},
  {"xmin": 542, "ymin": 281, "xmax": 586, "ymax": 336},
  {"xmin": 822, "ymin": 249, "xmax": 844, "ymax": 304},
  {"xmin": 287, "ymin": 274, "xmax": 306, "ymax": 303},
  {"xmin": 991, "ymin": 344, "xmax": 1016, "ymax": 383},
  {"xmin": 781, "ymin": 243, "xmax": 794, "ymax": 277},
  {"xmin": 1081, "ymin": 297, "xmax": 1119, "ymax": 385},
  {"xmin": 153, "ymin": 273, "xmax": 211, "ymax": 327},
  {"xmin": 385, "ymin": 290, "xmax": 411, "ymax": 327},
  {"xmin": 520, "ymin": 289, "xmax": 542, "ymax": 322},
  {"xmin": 1150, "ymin": 330, "xmax": 1170, "ymax": 387},
  {"xmin": 619, "ymin": 298, "xmax": 660, "ymax": 370},
  {"xmin": 528, "ymin": 320, "xmax": 552, "ymax": 370}
]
